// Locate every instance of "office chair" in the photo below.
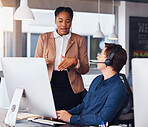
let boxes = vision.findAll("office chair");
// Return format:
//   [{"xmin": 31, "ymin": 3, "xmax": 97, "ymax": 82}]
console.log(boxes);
[
  {"xmin": 118, "ymin": 73, "xmax": 134, "ymax": 127},
  {"xmin": 104, "ymin": 73, "xmax": 134, "ymax": 126}
]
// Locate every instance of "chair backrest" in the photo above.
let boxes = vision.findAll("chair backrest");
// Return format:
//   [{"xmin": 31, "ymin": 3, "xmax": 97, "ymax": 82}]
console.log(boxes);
[
  {"xmin": 119, "ymin": 73, "xmax": 133, "ymax": 114},
  {"xmin": 109, "ymin": 73, "xmax": 133, "ymax": 125}
]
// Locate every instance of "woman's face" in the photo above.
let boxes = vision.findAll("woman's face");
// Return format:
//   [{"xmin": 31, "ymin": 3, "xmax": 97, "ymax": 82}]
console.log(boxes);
[{"xmin": 55, "ymin": 11, "xmax": 72, "ymax": 36}]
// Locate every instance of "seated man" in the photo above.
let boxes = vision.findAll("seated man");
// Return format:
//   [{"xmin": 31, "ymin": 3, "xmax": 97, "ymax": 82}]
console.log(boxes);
[{"xmin": 56, "ymin": 43, "xmax": 127, "ymax": 125}]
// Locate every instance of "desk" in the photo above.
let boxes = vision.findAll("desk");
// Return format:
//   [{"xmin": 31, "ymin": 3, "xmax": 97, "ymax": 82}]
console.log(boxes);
[{"xmin": 0, "ymin": 107, "xmax": 86, "ymax": 127}]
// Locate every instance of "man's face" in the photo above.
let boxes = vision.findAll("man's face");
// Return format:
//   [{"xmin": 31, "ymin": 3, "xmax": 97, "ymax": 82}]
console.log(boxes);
[{"xmin": 97, "ymin": 48, "xmax": 107, "ymax": 71}]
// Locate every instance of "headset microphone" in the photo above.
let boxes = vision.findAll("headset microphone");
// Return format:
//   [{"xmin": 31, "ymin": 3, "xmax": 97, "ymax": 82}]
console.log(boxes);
[{"xmin": 89, "ymin": 61, "xmax": 105, "ymax": 64}]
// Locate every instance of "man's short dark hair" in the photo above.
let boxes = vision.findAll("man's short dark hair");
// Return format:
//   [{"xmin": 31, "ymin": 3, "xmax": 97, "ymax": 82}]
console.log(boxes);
[
  {"xmin": 105, "ymin": 43, "xmax": 127, "ymax": 72},
  {"xmin": 55, "ymin": 6, "xmax": 73, "ymax": 19}
]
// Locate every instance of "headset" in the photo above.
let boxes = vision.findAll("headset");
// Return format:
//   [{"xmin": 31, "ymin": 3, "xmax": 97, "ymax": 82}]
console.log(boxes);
[
  {"xmin": 90, "ymin": 45, "xmax": 122, "ymax": 66},
  {"xmin": 103, "ymin": 45, "xmax": 122, "ymax": 66}
]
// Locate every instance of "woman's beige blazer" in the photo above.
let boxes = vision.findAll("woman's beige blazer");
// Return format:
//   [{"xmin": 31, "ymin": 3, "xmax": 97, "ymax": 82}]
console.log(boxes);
[{"xmin": 35, "ymin": 32, "xmax": 89, "ymax": 94}]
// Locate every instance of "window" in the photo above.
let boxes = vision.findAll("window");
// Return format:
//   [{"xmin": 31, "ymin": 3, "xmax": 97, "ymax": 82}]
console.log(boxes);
[
  {"xmin": 82, "ymin": 35, "xmax": 105, "ymax": 69},
  {"xmin": 30, "ymin": 33, "xmax": 40, "ymax": 57}
]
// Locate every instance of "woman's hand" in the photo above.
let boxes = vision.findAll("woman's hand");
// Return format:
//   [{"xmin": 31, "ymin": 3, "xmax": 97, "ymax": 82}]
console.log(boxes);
[
  {"xmin": 56, "ymin": 110, "xmax": 72, "ymax": 123},
  {"xmin": 44, "ymin": 49, "xmax": 50, "ymax": 64},
  {"xmin": 58, "ymin": 56, "xmax": 77, "ymax": 71}
]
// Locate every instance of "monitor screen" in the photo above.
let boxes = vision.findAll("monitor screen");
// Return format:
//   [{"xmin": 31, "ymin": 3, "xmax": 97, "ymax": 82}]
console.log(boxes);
[
  {"xmin": 132, "ymin": 58, "xmax": 148, "ymax": 127},
  {"xmin": 1, "ymin": 57, "xmax": 57, "ymax": 119}
]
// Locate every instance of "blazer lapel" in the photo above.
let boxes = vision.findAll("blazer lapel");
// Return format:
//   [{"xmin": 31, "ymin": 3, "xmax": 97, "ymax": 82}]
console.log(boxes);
[{"xmin": 65, "ymin": 36, "xmax": 75, "ymax": 55}]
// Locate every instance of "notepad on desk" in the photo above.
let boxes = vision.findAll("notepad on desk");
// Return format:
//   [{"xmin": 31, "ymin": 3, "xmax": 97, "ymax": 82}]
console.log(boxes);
[{"xmin": 17, "ymin": 113, "xmax": 42, "ymax": 120}]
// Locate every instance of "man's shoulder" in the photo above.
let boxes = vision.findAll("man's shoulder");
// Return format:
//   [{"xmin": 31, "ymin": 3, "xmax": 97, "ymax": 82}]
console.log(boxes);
[{"xmin": 93, "ymin": 74, "xmax": 103, "ymax": 82}]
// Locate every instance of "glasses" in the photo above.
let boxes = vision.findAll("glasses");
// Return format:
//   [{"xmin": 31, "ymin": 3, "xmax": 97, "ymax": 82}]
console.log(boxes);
[{"xmin": 97, "ymin": 52, "xmax": 106, "ymax": 57}]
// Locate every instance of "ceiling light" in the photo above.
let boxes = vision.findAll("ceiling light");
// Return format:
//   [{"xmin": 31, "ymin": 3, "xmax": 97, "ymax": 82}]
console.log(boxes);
[
  {"xmin": 93, "ymin": 22, "xmax": 104, "ymax": 38},
  {"xmin": 14, "ymin": 0, "xmax": 35, "ymax": 20},
  {"xmin": 108, "ymin": 0, "xmax": 118, "ymax": 40},
  {"xmin": 93, "ymin": 0, "xmax": 104, "ymax": 38},
  {"xmin": 108, "ymin": 26, "xmax": 118, "ymax": 40}
]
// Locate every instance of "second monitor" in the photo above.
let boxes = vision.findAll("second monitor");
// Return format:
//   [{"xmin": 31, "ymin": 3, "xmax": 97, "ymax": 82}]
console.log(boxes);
[{"xmin": 132, "ymin": 58, "xmax": 148, "ymax": 127}]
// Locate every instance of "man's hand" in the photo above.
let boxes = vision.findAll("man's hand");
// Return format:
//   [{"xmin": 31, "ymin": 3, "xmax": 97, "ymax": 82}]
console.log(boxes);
[
  {"xmin": 56, "ymin": 110, "xmax": 72, "ymax": 123},
  {"xmin": 44, "ymin": 49, "xmax": 49, "ymax": 64},
  {"xmin": 58, "ymin": 56, "xmax": 77, "ymax": 71}
]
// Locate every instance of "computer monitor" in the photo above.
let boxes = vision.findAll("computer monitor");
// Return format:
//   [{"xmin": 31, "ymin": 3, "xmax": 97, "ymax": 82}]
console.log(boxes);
[
  {"xmin": 132, "ymin": 58, "xmax": 148, "ymax": 127},
  {"xmin": 1, "ymin": 57, "xmax": 57, "ymax": 119}
]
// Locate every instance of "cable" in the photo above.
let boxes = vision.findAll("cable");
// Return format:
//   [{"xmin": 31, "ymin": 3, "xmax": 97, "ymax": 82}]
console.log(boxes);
[{"xmin": 19, "ymin": 107, "xmax": 30, "ymax": 113}]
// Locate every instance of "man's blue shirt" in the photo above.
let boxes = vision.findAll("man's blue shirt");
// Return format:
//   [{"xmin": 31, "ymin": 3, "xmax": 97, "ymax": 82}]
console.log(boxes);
[{"xmin": 67, "ymin": 73, "xmax": 127, "ymax": 125}]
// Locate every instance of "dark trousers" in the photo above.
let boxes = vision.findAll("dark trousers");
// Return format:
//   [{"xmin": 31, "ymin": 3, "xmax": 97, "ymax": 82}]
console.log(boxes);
[{"xmin": 51, "ymin": 71, "xmax": 83, "ymax": 110}]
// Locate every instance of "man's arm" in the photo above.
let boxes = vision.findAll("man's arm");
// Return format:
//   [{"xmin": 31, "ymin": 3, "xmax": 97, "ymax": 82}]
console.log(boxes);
[{"xmin": 67, "ymin": 101, "xmax": 84, "ymax": 115}]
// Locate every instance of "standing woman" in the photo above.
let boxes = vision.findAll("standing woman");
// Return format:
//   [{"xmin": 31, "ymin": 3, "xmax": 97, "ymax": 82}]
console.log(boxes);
[{"xmin": 35, "ymin": 6, "xmax": 89, "ymax": 110}]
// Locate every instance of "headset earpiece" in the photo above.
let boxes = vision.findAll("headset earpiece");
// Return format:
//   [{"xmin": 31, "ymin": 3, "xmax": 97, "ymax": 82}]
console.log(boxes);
[
  {"xmin": 104, "ymin": 45, "xmax": 122, "ymax": 66},
  {"xmin": 104, "ymin": 59, "xmax": 112, "ymax": 66}
]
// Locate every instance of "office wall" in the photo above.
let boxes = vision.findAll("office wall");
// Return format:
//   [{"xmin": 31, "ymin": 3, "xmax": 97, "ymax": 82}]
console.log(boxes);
[{"xmin": 118, "ymin": 1, "xmax": 148, "ymax": 75}]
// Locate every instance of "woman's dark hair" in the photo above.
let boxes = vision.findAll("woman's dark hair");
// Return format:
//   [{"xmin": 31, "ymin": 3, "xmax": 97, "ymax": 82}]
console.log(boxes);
[
  {"xmin": 55, "ymin": 6, "xmax": 73, "ymax": 19},
  {"xmin": 105, "ymin": 43, "xmax": 127, "ymax": 72}
]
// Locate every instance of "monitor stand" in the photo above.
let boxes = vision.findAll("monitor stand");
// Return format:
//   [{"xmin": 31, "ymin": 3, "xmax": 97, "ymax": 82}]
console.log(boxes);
[{"xmin": 4, "ymin": 88, "xmax": 24, "ymax": 127}]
